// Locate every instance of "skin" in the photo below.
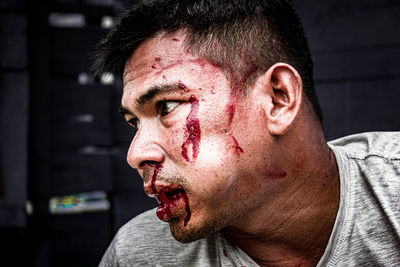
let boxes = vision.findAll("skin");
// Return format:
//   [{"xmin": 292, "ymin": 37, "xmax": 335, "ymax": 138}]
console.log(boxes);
[{"xmin": 122, "ymin": 31, "xmax": 340, "ymax": 266}]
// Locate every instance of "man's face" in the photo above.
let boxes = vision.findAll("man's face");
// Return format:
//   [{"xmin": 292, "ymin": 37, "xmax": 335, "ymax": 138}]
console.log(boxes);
[{"xmin": 121, "ymin": 32, "xmax": 280, "ymax": 242}]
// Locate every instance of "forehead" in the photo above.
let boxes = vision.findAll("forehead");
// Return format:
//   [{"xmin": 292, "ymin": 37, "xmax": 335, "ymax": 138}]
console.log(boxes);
[
  {"xmin": 122, "ymin": 32, "xmax": 229, "ymax": 106},
  {"xmin": 124, "ymin": 32, "xmax": 194, "ymax": 86}
]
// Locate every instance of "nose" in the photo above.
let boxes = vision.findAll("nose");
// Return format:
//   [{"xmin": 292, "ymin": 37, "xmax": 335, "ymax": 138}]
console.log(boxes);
[{"xmin": 127, "ymin": 126, "xmax": 165, "ymax": 171}]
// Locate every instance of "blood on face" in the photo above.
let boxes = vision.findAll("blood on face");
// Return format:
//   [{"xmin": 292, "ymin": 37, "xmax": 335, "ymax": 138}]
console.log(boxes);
[{"xmin": 181, "ymin": 95, "xmax": 201, "ymax": 163}]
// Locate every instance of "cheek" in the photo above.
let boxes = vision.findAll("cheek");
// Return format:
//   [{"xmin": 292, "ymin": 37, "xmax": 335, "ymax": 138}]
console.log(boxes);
[
  {"xmin": 162, "ymin": 127, "xmax": 186, "ymax": 156},
  {"xmin": 197, "ymin": 138, "xmax": 228, "ymax": 166}
]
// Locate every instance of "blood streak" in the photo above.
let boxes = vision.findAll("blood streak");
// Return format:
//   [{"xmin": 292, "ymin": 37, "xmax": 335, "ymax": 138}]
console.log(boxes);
[
  {"xmin": 172, "ymin": 38, "xmax": 180, "ymax": 42},
  {"xmin": 225, "ymin": 64, "xmax": 258, "ymax": 125},
  {"xmin": 265, "ymin": 171, "xmax": 287, "ymax": 180},
  {"xmin": 150, "ymin": 164, "xmax": 163, "ymax": 196},
  {"xmin": 147, "ymin": 163, "xmax": 192, "ymax": 225},
  {"xmin": 222, "ymin": 249, "xmax": 228, "ymax": 257},
  {"xmin": 181, "ymin": 95, "xmax": 201, "ymax": 162},
  {"xmin": 149, "ymin": 164, "xmax": 174, "ymax": 218},
  {"xmin": 178, "ymin": 80, "xmax": 190, "ymax": 92},
  {"xmin": 226, "ymin": 98, "xmax": 236, "ymax": 125},
  {"xmin": 231, "ymin": 136, "xmax": 244, "ymax": 156},
  {"xmin": 155, "ymin": 57, "xmax": 161, "ymax": 62}
]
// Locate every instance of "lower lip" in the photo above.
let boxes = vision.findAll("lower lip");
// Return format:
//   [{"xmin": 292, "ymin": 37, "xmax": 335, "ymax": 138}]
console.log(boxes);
[
  {"xmin": 156, "ymin": 195, "xmax": 182, "ymax": 222},
  {"xmin": 156, "ymin": 192, "xmax": 191, "ymax": 225}
]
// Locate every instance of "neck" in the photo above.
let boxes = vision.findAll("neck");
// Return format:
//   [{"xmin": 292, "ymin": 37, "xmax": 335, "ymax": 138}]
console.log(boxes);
[{"xmin": 222, "ymin": 130, "xmax": 340, "ymax": 266}]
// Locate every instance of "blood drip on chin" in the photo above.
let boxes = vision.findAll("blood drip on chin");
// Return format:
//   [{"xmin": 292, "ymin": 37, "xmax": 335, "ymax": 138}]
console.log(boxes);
[{"xmin": 181, "ymin": 95, "xmax": 201, "ymax": 162}]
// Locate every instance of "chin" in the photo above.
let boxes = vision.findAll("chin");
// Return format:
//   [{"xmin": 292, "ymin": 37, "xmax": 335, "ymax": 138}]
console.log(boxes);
[
  {"xmin": 168, "ymin": 209, "xmax": 239, "ymax": 243},
  {"xmin": 169, "ymin": 219, "xmax": 219, "ymax": 243}
]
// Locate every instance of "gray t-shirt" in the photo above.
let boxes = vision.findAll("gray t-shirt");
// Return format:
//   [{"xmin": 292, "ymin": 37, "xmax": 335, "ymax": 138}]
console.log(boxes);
[{"xmin": 99, "ymin": 132, "xmax": 400, "ymax": 266}]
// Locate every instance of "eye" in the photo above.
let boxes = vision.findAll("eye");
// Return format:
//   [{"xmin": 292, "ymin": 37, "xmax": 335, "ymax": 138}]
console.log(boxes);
[
  {"xmin": 127, "ymin": 117, "xmax": 140, "ymax": 131},
  {"xmin": 160, "ymin": 101, "xmax": 181, "ymax": 116}
]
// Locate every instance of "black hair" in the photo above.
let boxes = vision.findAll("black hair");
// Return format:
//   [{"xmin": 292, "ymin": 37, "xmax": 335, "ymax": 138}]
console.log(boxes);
[{"xmin": 93, "ymin": 0, "xmax": 323, "ymax": 122}]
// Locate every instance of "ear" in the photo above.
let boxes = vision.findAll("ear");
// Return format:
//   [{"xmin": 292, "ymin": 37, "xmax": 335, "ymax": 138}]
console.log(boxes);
[{"xmin": 253, "ymin": 63, "xmax": 303, "ymax": 136}]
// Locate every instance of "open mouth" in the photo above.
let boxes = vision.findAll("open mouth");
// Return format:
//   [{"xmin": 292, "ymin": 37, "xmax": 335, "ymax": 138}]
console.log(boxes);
[
  {"xmin": 155, "ymin": 188, "xmax": 186, "ymax": 222},
  {"xmin": 164, "ymin": 189, "xmax": 185, "ymax": 202}
]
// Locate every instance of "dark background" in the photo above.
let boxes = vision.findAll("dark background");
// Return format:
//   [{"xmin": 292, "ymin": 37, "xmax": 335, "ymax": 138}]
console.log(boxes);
[{"xmin": 0, "ymin": 0, "xmax": 399, "ymax": 266}]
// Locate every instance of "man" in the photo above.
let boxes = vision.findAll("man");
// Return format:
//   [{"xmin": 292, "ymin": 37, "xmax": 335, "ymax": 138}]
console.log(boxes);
[{"xmin": 95, "ymin": 0, "xmax": 400, "ymax": 266}]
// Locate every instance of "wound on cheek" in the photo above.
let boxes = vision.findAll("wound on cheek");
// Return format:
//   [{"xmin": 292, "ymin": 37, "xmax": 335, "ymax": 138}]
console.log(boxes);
[
  {"xmin": 231, "ymin": 135, "xmax": 244, "ymax": 156},
  {"xmin": 181, "ymin": 96, "xmax": 201, "ymax": 162},
  {"xmin": 226, "ymin": 99, "xmax": 236, "ymax": 125}
]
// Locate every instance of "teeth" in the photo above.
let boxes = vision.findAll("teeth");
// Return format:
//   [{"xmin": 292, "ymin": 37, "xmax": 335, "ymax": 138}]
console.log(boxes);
[{"xmin": 164, "ymin": 190, "xmax": 184, "ymax": 202}]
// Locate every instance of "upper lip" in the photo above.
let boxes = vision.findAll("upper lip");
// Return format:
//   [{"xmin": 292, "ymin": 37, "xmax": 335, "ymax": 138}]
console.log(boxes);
[{"xmin": 144, "ymin": 183, "xmax": 185, "ymax": 203}]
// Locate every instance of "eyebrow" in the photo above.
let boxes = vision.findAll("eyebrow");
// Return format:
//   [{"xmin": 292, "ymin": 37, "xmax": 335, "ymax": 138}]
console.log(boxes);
[{"xmin": 119, "ymin": 83, "xmax": 184, "ymax": 116}]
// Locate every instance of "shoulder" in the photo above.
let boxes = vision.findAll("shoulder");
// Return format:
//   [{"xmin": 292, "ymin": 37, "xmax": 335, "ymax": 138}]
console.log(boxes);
[
  {"xmin": 329, "ymin": 132, "xmax": 400, "ymax": 188},
  {"xmin": 100, "ymin": 208, "xmax": 220, "ymax": 266},
  {"xmin": 328, "ymin": 131, "xmax": 400, "ymax": 160},
  {"xmin": 325, "ymin": 132, "xmax": 400, "ymax": 265}
]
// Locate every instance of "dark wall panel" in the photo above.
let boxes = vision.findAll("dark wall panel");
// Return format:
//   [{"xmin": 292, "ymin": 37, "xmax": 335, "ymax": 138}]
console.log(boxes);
[
  {"xmin": 0, "ymin": 0, "xmax": 27, "ymax": 9},
  {"xmin": 316, "ymin": 79, "xmax": 400, "ymax": 141},
  {"xmin": 50, "ymin": 150, "xmax": 112, "ymax": 195},
  {"xmin": 316, "ymin": 84, "xmax": 349, "ymax": 141},
  {"xmin": 349, "ymin": 79, "xmax": 400, "ymax": 133},
  {"xmin": 50, "ymin": 27, "xmax": 108, "ymax": 75},
  {"xmin": 49, "ymin": 81, "xmax": 112, "ymax": 146},
  {"xmin": 314, "ymin": 48, "xmax": 400, "ymax": 82},
  {"xmin": 299, "ymin": 2, "xmax": 400, "ymax": 52},
  {"xmin": 0, "ymin": 15, "xmax": 27, "ymax": 69},
  {"xmin": 0, "ymin": 73, "xmax": 29, "ymax": 227},
  {"xmin": 49, "ymin": 213, "xmax": 111, "ymax": 267},
  {"xmin": 295, "ymin": 0, "xmax": 400, "ymax": 140}
]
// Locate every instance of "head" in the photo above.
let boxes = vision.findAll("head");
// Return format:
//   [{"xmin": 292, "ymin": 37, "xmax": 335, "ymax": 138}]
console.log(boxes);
[
  {"xmin": 95, "ymin": 0, "xmax": 322, "ymax": 121},
  {"xmin": 94, "ymin": 0, "xmax": 324, "ymax": 243}
]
